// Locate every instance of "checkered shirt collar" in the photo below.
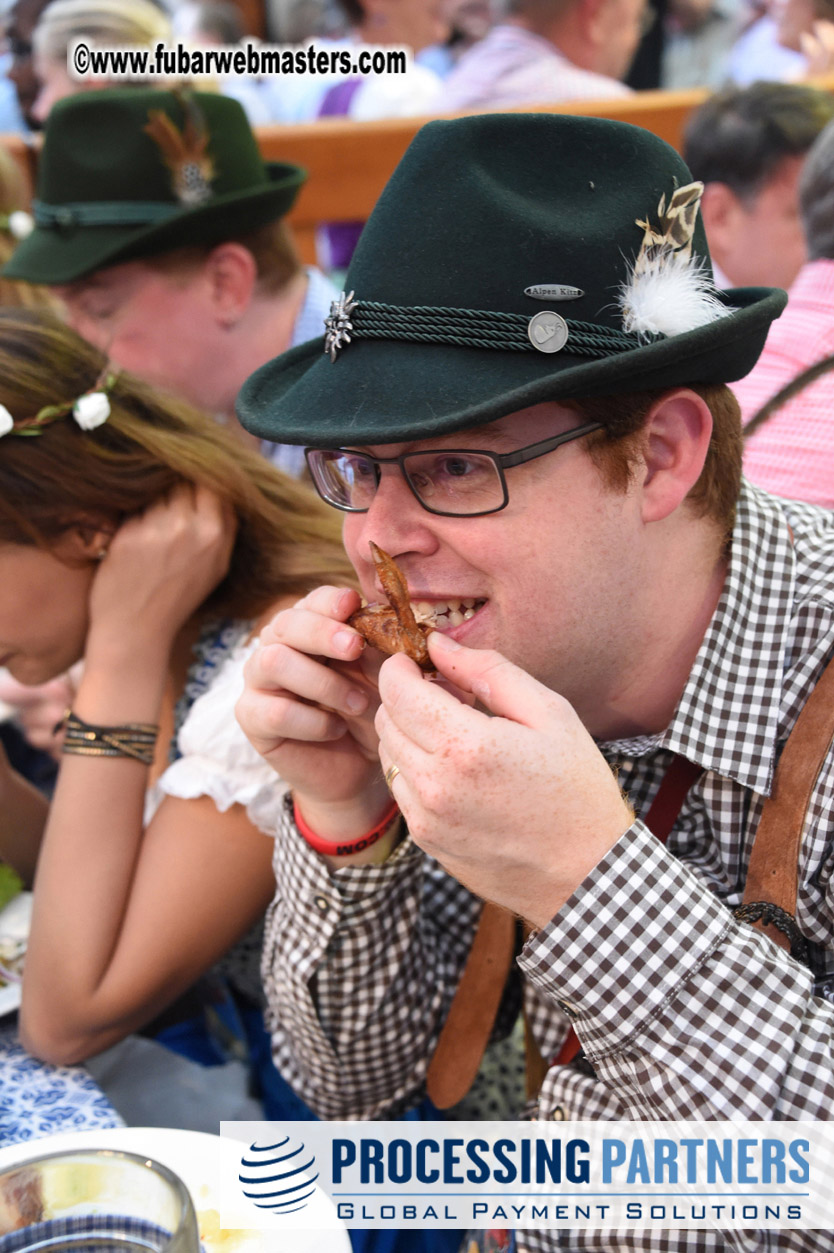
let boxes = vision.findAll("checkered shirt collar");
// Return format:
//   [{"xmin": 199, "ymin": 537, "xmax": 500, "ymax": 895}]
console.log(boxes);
[{"xmin": 603, "ymin": 480, "xmax": 794, "ymax": 795}]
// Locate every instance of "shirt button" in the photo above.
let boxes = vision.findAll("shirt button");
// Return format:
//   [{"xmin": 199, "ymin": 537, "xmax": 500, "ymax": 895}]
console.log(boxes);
[
  {"xmin": 313, "ymin": 894, "xmax": 331, "ymax": 914},
  {"xmin": 551, "ymin": 1106, "xmax": 567, "ymax": 1122},
  {"xmin": 558, "ymin": 999, "xmax": 579, "ymax": 1019}
]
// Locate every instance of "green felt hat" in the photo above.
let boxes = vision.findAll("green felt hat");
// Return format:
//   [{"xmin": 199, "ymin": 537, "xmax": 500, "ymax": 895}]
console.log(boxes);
[
  {"xmin": 236, "ymin": 112, "xmax": 786, "ymax": 447},
  {"xmin": 4, "ymin": 88, "xmax": 306, "ymax": 284}
]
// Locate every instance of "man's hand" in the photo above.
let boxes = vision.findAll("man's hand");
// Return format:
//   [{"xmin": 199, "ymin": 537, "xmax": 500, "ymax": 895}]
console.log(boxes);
[
  {"xmin": 375, "ymin": 633, "xmax": 634, "ymax": 928},
  {"xmin": 237, "ymin": 585, "xmax": 393, "ymax": 838}
]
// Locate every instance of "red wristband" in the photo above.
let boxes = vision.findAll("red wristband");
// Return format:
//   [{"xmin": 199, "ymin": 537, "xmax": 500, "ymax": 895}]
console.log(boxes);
[{"xmin": 293, "ymin": 797, "xmax": 400, "ymax": 857}]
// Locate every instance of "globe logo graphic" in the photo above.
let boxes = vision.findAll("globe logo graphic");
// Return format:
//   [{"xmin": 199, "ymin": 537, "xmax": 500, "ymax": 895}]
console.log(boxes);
[{"xmin": 239, "ymin": 1136, "xmax": 319, "ymax": 1214}]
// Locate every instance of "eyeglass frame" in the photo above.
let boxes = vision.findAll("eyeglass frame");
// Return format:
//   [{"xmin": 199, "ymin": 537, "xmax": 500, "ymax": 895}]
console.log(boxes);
[{"xmin": 304, "ymin": 420, "xmax": 605, "ymax": 518}]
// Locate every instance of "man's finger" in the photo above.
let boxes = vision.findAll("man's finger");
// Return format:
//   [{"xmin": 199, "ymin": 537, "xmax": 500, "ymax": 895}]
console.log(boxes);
[
  {"xmin": 235, "ymin": 684, "xmax": 347, "ymax": 752},
  {"xmin": 427, "ymin": 633, "xmax": 570, "ymax": 732},
  {"xmin": 376, "ymin": 652, "xmax": 485, "ymax": 753},
  {"xmin": 248, "ymin": 641, "xmax": 369, "ymax": 719},
  {"xmin": 260, "ymin": 596, "xmax": 365, "ymax": 663}
]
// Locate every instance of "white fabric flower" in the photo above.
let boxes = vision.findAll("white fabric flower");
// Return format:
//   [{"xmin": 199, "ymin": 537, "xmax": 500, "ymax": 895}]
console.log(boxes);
[
  {"xmin": 0, "ymin": 404, "xmax": 14, "ymax": 436},
  {"xmin": 72, "ymin": 392, "xmax": 110, "ymax": 430},
  {"xmin": 8, "ymin": 211, "xmax": 33, "ymax": 241}
]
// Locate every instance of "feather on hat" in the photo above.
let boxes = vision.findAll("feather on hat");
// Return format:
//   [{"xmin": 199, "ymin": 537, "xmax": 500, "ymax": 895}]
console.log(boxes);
[{"xmin": 619, "ymin": 181, "xmax": 731, "ymax": 339}]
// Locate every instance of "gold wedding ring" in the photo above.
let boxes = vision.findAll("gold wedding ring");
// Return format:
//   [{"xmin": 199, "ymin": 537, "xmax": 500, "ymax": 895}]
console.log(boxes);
[{"xmin": 384, "ymin": 763, "xmax": 401, "ymax": 793}]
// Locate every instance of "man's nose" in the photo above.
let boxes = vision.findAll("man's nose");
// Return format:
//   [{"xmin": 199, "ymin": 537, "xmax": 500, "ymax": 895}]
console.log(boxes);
[{"xmin": 352, "ymin": 465, "xmax": 439, "ymax": 560}]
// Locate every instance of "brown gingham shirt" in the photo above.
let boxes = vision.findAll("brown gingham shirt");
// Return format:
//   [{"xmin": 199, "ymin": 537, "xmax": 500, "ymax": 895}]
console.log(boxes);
[{"xmin": 260, "ymin": 481, "xmax": 834, "ymax": 1252}]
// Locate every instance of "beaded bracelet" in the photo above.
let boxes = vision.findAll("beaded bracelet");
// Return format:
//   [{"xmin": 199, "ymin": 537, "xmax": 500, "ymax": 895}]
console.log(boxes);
[
  {"xmin": 60, "ymin": 711, "xmax": 159, "ymax": 766},
  {"xmin": 293, "ymin": 797, "xmax": 400, "ymax": 857}
]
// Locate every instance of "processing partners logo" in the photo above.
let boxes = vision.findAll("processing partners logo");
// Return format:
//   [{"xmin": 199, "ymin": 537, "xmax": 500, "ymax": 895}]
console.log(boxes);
[
  {"xmin": 222, "ymin": 1120, "xmax": 834, "ymax": 1233},
  {"xmin": 239, "ymin": 1135, "xmax": 319, "ymax": 1215}
]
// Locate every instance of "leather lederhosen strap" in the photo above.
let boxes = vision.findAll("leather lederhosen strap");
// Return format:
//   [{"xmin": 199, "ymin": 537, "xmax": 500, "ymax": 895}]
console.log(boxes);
[
  {"xmin": 426, "ymin": 652, "xmax": 834, "ymax": 1109},
  {"xmin": 426, "ymin": 899, "xmax": 516, "ymax": 1110},
  {"xmin": 740, "ymin": 652, "xmax": 834, "ymax": 956}
]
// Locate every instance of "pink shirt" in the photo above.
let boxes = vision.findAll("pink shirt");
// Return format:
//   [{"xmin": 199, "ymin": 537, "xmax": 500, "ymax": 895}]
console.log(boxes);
[
  {"xmin": 437, "ymin": 24, "xmax": 631, "ymax": 113},
  {"xmin": 732, "ymin": 259, "xmax": 834, "ymax": 507}
]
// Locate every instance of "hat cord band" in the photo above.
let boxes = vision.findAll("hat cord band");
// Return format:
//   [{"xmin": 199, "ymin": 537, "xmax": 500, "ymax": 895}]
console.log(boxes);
[
  {"xmin": 351, "ymin": 300, "xmax": 659, "ymax": 356},
  {"xmin": 33, "ymin": 199, "xmax": 182, "ymax": 229}
]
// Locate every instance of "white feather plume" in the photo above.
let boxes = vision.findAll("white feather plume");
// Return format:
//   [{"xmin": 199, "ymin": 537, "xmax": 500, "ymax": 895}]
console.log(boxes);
[
  {"xmin": 620, "ymin": 251, "xmax": 731, "ymax": 338},
  {"xmin": 619, "ymin": 180, "xmax": 735, "ymax": 339}
]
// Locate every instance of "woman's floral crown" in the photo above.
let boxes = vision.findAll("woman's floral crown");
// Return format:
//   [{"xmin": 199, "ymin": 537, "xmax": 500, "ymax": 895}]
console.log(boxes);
[
  {"xmin": 0, "ymin": 210, "xmax": 34, "ymax": 241},
  {"xmin": 0, "ymin": 367, "xmax": 117, "ymax": 439}
]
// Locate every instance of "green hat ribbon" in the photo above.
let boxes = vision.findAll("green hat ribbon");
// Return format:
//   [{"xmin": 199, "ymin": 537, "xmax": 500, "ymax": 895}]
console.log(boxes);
[{"xmin": 32, "ymin": 199, "xmax": 184, "ymax": 229}]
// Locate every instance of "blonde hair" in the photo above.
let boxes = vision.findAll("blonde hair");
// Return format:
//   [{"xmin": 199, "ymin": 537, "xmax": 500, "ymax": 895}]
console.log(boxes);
[
  {"xmin": 33, "ymin": 0, "xmax": 171, "ymax": 65},
  {"xmin": 0, "ymin": 308, "xmax": 355, "ymax": 619}
]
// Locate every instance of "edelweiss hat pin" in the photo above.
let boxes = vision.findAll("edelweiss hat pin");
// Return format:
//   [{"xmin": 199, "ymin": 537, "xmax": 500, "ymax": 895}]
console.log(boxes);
[{"xmin": 237, "ymin": 112, "xmax": 786, "ymax": 447}]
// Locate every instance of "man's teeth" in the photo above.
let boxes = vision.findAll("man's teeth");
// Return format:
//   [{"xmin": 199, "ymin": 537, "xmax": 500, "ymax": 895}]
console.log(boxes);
[{"xmin": 412, "ymin": 598, "xmax": 481, "ymax": 628}]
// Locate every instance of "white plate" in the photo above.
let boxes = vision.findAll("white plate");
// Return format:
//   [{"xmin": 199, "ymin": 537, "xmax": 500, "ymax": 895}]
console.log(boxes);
[
  {"xmin": 0, "ymin": 1126, "xmax": 350, "ymax": 1253},
  {"xmin": 0, "ymin": 891, "xmax": 31, "ymax": 1018}
]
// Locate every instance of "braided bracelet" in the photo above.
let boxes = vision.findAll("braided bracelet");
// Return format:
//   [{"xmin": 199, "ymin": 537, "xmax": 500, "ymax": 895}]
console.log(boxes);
[
  {"xmin": 732, "ymin": 901, "xmax": 809, "ymax": 964},
  {"xmin": 60, "ymin": 711, "xmax": 159, "ymax": 766}
]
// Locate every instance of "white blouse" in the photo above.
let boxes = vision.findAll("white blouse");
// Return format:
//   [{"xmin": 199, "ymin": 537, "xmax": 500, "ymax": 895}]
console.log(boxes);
[{"xmin": 144, "ymin": 628, "xmax": 288, "ymax": 836}]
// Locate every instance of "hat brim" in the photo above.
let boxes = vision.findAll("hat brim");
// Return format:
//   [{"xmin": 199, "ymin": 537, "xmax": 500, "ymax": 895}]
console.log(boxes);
[
  {"xmin": 237, "ymin": 287, "xmax": 787, "ymax": 446},
  {"xmin": 4, "ymin": 161, "xmax": 305, "ymax": 285}
]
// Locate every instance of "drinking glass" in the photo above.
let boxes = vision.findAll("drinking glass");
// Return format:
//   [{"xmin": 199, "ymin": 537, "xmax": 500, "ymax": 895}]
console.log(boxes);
[{"xmin": 0, "ymin": 1148, "xmax": 200, "ymax": 1253}]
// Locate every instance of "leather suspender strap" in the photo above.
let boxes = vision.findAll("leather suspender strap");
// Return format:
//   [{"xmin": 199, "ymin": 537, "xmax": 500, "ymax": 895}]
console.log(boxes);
[
  {"xmin": 426, "ymin": 900, "xmax": 516, "ymax": 1109},
  {"xmin": 744, "ymin": 352, "xmax": 834, "ymax": 442},
  {"xmin": 740, "ymin": 653, "xmax": 834, "ymax": 953},
  {"xmin": 643, "ymin": 755, "xmax": 704, "ymax": 845}
]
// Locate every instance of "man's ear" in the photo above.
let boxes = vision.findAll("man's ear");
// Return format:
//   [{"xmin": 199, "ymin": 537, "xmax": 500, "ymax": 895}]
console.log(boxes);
[
  {"xmin": 204, "ymin": 242, "xmax": 258, "ymax": 329},
  {"xmin": 699, "ymin": 182, "xmax": 744, "ymax": 266},
  {"xmin": 639, "ymin": 389, "xmax": 713, "ymax": 524},
  {"xmin": 579, "ymin": 0, "xmax": 617, "ymax": 57}
]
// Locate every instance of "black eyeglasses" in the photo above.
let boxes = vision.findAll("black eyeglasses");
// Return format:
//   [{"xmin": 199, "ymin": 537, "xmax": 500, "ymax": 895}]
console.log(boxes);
[{"xmin": 304, "ymin": 421, "xmax": 603, "ymax": 517}]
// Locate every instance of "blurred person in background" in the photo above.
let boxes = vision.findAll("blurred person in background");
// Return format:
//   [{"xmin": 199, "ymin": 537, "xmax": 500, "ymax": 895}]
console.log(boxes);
[
  {"xmin": 725, "ymin": 0, "xmax": 806, "ymax": 82},
  {"xmin": 771, "ymin": 0, "xmax": 834, "ymax": 74},
  {"xmin": 171, "ymin": 0, "xmax": 277, "ymax": 123},
  {"xmin": 420, "ymin": 0, "xmax": 500, "ymax": 76},
  {"xmin": 435, "ymin": 0, "xmax": 643, "ymax": 112},
  {"xmin": 4, "ymin": 88, "xmax": 337, "ymax": 478},
  {"xmin": 733, "ymin": 118, "xmax": 834, "ymax": 505},
  {"xmin": 4, "ymin": 0, "xmax": 51, "ymax": 128},
  {"xmin": 312, "ymin": 0, "xmax": 450, "ymax": 273},
  {"xmin": 266, "ymin": 0, "xmax": 344, "ymax": 40},
  {"xmin": 0, "ymin": 0, "xmax": 27, "ymax": 129},
  {"xmin": 683, "ymin": 80, "xmax": 834, "ymax": 290},
  {"xmin": 660, "ymin": 0, "xmax": 744, "ymax": 87},
  {"xmin": 316, "ymin": 0, "xmax": 449, "ymax": 120},
  {"xmin": 257, "ymin": 0, "xmax": 448, "ymax": 123},
  {"xmin": 29, "ymin": 0, "xmax": 171, "ymax": 124}
]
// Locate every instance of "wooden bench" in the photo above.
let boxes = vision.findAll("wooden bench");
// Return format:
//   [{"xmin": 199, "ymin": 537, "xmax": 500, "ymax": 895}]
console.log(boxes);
[
  {"xmin": 4, "ymin": 77, "xmax": 834, "ymax": 266},
  {"xmin": 264, "ymin": 87, "xmax": 717, "ymax": 264},
  {"xmin": 255, "ymin": 77, "xmax": 834, "ymax": 264}
]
